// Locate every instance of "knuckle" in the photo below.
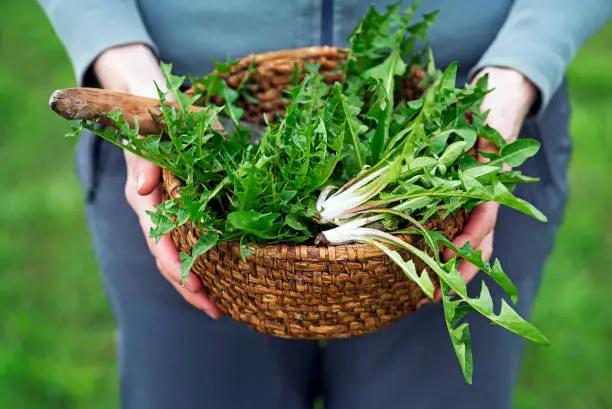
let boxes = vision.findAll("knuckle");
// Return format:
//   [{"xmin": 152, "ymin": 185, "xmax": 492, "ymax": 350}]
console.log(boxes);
[
  {"xmin": 171, "ymin": 280, "xmax": 194, "ymax": 301},
  {"xmin": 124, "ymin": 149, "xmax": 138, "ymax": 163},
  {"xmin": 487, "ymin": 214, "xmax": 498, "ymax": 229},
  {"xmin": 156, "ymin": 259, "xmax": 179, "ymax": 284},
  {"xmin": 154, "ymin": 258, "xmax": 164, "ymax": 272},
  {"xmin": 483, "ymin": 249, "xmax": 493, "ymax": 260},
  {"xmin": 458, "ymin": 233, "xmax": 475, "ymax": 248},
  {"xmin": 124, "ymin": 183, "xmax": 133, "ymax": 204},
  {"xmin": 480, "ymin": 240, "xmax": 494, "ymax": 259},
  {"xmin": 158, "ymin": 257, "xmax": 179, "ymax": 280},
  {"xmin": 156, "ymin": 257, "xmax": 168, "ymax": 274},
  {"xmin": 141, "ymin": 226, "xmax": 155, "ymax": 250},
  {"xmin": 124, "ymin": 153, "xmax": 138, "ymax": 178},
  {"xmin": 154, "ymin": 258, "xmax": 169, "ymax": 275}
]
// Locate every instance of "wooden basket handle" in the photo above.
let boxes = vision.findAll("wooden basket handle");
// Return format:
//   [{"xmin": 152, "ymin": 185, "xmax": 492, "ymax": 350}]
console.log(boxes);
[{"xmin": 48, "ymin": 87, "xmax": 206, "ymax": 135}]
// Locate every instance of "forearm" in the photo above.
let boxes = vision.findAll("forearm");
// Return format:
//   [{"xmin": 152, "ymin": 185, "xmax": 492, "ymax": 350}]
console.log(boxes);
[{"xmin": 470, "ymin": 0, "xmax": 612, "ymax": 116}]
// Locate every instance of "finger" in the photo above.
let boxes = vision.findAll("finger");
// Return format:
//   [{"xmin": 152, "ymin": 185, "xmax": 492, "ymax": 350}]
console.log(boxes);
[
  {"xmin": 443, "ymin": 201, "xmax": 499, "ymax": 261},
  {"xmin": 453, "ymin": 230, "xmax": 495, "ymax": 291},
  {"xmin": 477, "ymin": 136, "xmax": 511, "ymax": 171},
  {"xmin": 125, "ymin": 172, "xmax": 202, "ymax": 293},
  {"xmin": 169, "ymin": 280, "xmax": 223, "ymax": 319},
  {"xmin": 477, "ymin": 137, "xmax": 499, "ymax": 161},
  {"xmin": 476, "ymin": 114, "xmax": 511, "ymax": 170},
  {"xmin": 435, "ymin": 231, "xmax": 494, "ymax": 301},
  {"xmin": 149, "ymin": 231, "xmax": 222, "ymax": 319},
  {"xmin": 433, "ymin": 259, "xmax": 479, "ymax": 302},
  {"xmin": 124, "ymin": 150, "xmax": 161, "ymax": 196},
  {"xmin": 151, "ymin": 235, "xmax": 203, "ymax": 294},
  {"xmin": 458, "ymin": 230, "xmax": 494, "ymax": 283},
  {"xmin": 129, "ymin": 184, "xmax": 203, "ymax": 292}
]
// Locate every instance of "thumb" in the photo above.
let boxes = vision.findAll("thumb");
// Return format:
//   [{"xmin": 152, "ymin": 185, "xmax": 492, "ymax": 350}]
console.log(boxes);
[{"xmin": 124, "ymin": 150, "xmax": 161, "ymax": 196}]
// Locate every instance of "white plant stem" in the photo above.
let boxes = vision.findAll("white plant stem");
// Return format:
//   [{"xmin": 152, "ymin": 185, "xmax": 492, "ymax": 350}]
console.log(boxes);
[{"xmin": 316, "ymin": 164, "xmax": 393, "ymax": 224}]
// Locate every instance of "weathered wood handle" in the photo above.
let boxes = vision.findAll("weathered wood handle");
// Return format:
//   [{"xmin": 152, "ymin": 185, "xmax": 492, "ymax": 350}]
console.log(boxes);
[{"xmin": 48, "ymin": 87, "xmax": 204, "ymax": 135}]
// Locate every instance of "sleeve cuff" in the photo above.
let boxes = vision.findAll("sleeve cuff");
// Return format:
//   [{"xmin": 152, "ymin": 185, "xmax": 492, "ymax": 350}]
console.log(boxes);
[{"xmin": 41, "ymin": 1, "xmax": 159, "ymax": 86}]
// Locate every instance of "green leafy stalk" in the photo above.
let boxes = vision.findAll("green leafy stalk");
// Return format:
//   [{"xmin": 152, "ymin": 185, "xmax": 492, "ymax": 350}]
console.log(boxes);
[
  {"xmin": 428, "ymin": 232, "xmax": 519, "ymax": 305},
  {"xmin": 440, "ymin": 280, "xmax": 474, "ymax": 383},
  {"xmin": 370, "ymin": 240, "xmax": 435, "ymax": 298},
  {"xmin": 342, "ymin": 182, "xmax": 547, "ymax": 223},
  {"xmin": 336, "ymin": 86, "xmax": 366, "ymax": 170}
]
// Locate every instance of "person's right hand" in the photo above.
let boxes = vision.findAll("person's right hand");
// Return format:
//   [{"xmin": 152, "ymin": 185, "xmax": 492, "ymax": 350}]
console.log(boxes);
[{"xmin": 93, "ymin": 43, "xmax": 222, "ymax": 319}]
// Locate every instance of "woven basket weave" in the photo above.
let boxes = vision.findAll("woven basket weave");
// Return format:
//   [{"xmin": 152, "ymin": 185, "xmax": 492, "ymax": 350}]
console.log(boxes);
[{"xmin": 161, "ymin": 46, "xmax": 468, "ymax": 339}]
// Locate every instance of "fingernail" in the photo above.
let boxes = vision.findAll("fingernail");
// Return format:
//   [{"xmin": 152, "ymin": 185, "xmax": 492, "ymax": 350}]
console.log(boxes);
[
  {"xmin": 204, "ymin": 307, "xmax": 220, "ymax": 320},
  {"xmin": 137, "ymin": 173, "xmax": 145, "ymax": 191}
]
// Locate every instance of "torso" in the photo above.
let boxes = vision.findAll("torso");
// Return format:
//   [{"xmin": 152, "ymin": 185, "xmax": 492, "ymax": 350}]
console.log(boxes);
[{"xmin": 136, "ymin": 0, "xmax": 513, "ymax": 83}]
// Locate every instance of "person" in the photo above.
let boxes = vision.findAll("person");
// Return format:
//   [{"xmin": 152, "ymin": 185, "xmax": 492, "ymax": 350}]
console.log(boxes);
[{"xmin": 37, "ymin": 1, "xmax": 611, "ymax": 408}]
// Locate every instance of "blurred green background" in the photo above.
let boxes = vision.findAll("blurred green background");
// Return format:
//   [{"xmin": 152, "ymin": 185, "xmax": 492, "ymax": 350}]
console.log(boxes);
[{"xmin": 1, "ymin": 1, "xmax": 610, "ymax": 408}]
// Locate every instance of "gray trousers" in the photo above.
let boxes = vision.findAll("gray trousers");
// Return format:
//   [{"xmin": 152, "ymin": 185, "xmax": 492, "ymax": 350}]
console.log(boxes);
[{"xmin": 75, "ymin": 84, "xmax": 571, "ymax": 409}]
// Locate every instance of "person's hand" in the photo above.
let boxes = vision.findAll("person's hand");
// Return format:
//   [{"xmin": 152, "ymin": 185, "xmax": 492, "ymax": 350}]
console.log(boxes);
[
  {"xmin": 437, "ymin": 66, "xmax": 537, "ymax": 299},
  {"xmin": 93, "ymin": 44, "xmax": 222, "ymax": 319}
]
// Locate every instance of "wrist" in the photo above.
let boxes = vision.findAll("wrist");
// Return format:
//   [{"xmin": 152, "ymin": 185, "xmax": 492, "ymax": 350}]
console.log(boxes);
[
  {"xmin": 93, "ymin": 43, "xmax": 165, "ymax": 98},
  {"xmin": 471, "ymin": 66, "xmax": 539, "ymax": 143},
  {"xmin": 473, "ymin": 66, "xmax": 537, "ymax": 116}
]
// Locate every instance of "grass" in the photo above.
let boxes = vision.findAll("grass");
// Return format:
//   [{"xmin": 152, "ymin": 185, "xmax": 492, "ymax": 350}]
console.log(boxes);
[
  {"xmin": 0, "ymin": 2, "xmax": 117, "ymax": 408},
  {"xmin": 1, "ymin": 2, "xmax": 610, "ymax": 408}
]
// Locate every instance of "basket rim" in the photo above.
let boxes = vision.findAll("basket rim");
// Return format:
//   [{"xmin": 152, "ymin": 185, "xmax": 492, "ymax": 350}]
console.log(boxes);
[
  {"xmin": 232, "ymin": 45, "xmax": 346, "ymax": 63},
  {"xmin": 184, "ymin": 45, "xmax": 350, "ymax": 97},
  {"xmin": 162, "ymin": 169, "xmax": 466, "ymax": 263}
]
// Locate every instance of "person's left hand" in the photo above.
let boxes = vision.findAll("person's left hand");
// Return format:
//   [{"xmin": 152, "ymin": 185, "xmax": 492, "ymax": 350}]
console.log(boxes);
[
  {"xmin": 436, "ymin": 66, "xmax": 537, "ymax": 299},
  {"xmin": 93, "ymin": 44, "xmax": 223, "ymax": 318}
]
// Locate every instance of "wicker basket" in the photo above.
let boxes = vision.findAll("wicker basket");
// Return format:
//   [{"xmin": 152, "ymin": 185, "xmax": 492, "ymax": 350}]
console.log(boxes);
[{"xmin": 161, "ymin": 46, "xmax": 468, "ymax": 339}]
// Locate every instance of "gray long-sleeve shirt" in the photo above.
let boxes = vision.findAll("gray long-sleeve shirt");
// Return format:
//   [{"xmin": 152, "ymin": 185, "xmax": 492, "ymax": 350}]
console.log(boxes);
[{"xmin": 38, "ymin": 0, "xmax": 611, "ymax": 115}]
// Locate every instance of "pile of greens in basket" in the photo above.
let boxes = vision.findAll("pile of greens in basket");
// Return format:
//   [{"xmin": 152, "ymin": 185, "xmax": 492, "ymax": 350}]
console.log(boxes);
[{"xmin": 76, "ymin": 2, "xmax": 549, "ymax": 383}]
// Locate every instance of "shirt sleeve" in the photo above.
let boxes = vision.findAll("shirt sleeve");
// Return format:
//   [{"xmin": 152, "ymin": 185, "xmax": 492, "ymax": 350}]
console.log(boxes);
[
  {"xmin": 37, "ymin": 0, "xmax": 158, "ymax": 85},
  {"xmin": 469, "ymin": 0, "xmax": 612, "ymax": 116}
]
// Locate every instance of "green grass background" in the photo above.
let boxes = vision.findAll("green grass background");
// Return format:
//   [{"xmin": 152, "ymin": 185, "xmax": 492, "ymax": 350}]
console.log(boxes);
[{"xmin": 1, "ymin": 1, "xmax": 610, "ymax": 408}]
